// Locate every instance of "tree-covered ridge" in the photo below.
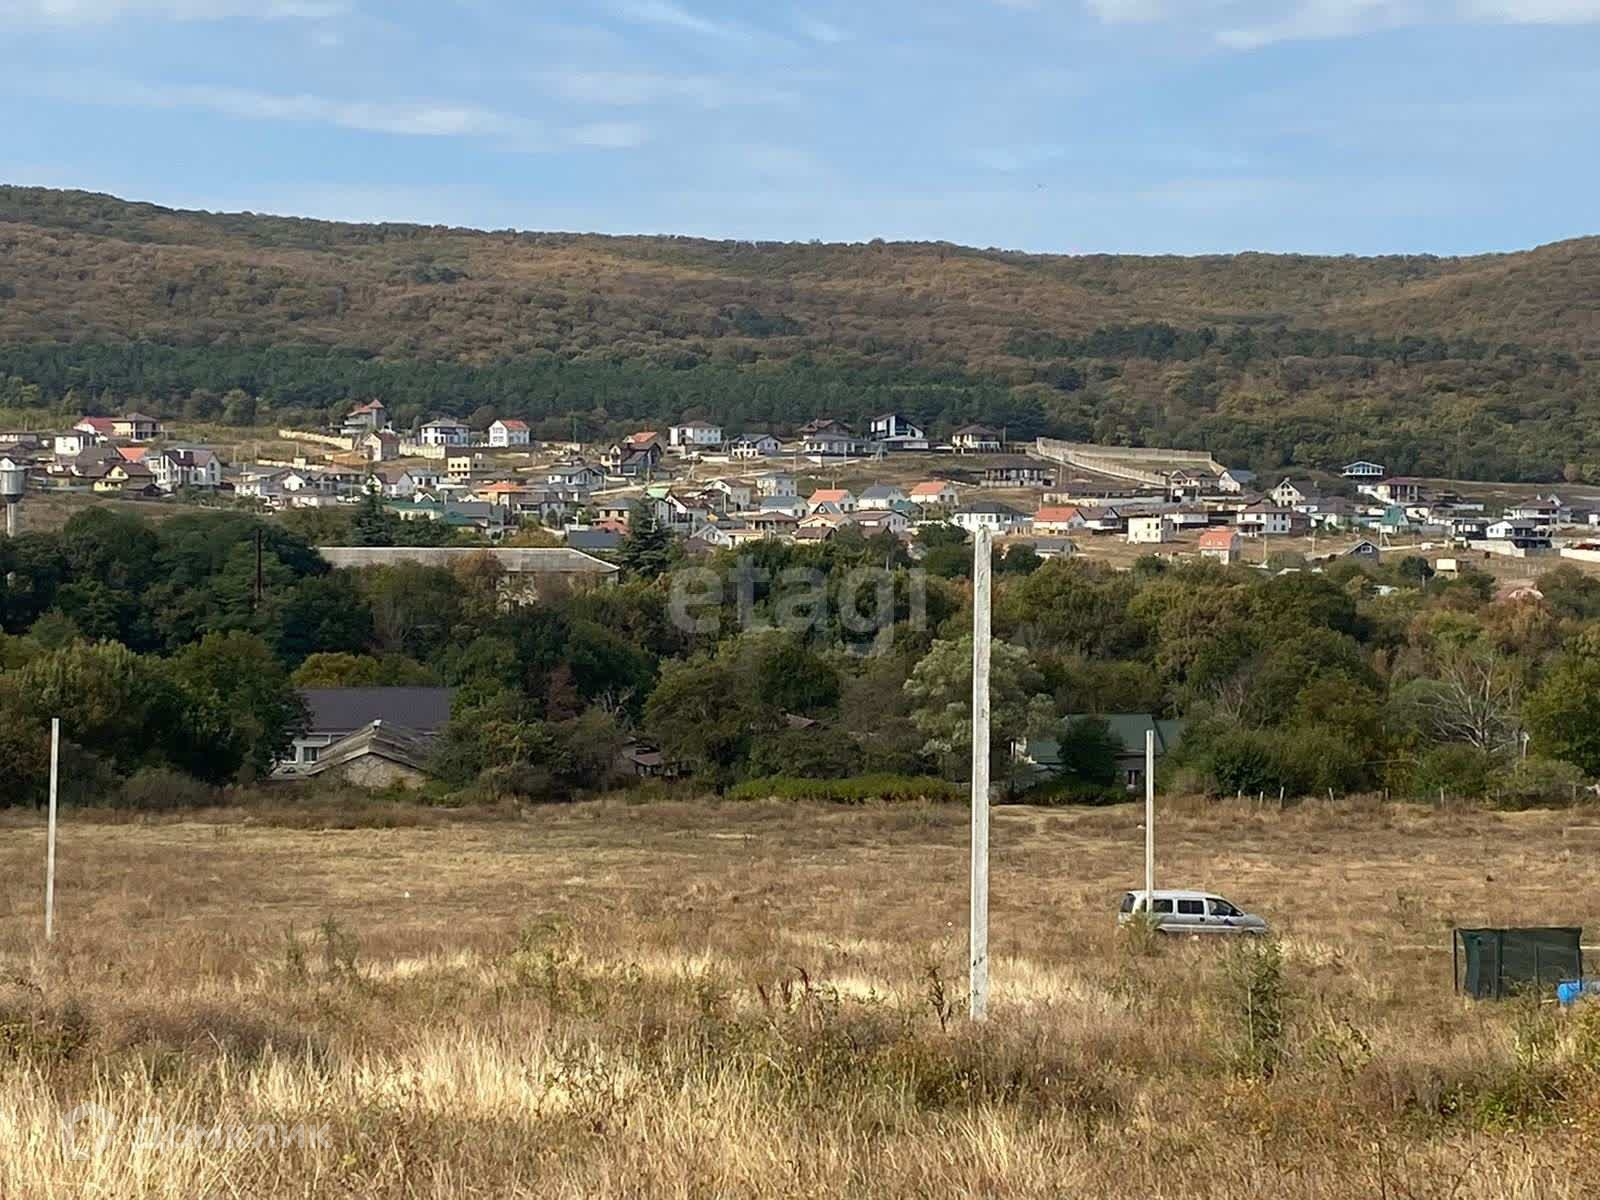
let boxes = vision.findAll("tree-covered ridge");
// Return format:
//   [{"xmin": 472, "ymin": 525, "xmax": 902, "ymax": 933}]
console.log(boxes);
[{"xmin": 1, "ymin": 185, "xmax": 1598, "ymax": 479}]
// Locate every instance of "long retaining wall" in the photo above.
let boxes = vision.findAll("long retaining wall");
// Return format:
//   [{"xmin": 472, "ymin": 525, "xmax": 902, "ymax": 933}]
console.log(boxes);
[
  {"xmin": 1034, "ymin": 439, "xmax": 1222, "ymax": 487},
  {"xmin": 277, "ymin": 429, "xmax": 354, "ymax": 452}
]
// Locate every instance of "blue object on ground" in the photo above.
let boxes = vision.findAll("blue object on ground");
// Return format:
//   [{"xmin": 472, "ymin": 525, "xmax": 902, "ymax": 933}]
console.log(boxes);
[{"xmin": 1557, "ymin": 980, "xmax": 1600, "ymax": 1007}]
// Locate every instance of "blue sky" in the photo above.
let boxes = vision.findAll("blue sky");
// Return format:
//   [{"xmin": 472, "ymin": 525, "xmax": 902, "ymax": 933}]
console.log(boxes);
[{"xmin": 4, "ymin": 0, "xmax": 1598, "ymax": 254}]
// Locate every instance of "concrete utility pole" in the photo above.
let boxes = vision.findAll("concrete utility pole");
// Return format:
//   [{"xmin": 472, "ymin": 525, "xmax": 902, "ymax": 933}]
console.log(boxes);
[
  {"xmin": 1145, "ymin": 729, "xmax": 1156, "ymax": 910},
  {"xmin": 970, "ymin": 526, "xmax": 993, "ymax": 1021},
  {"xmin": 45, "ymin": 718, "xmax": 59, "ymax": 942}
]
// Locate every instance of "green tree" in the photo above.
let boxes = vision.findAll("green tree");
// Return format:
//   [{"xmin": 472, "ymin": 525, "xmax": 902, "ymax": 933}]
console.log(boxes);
[
  {"xmin": 1524, "ymin": 652, "xmax": 1600, "ymax": 776},
  {"xmin": 903, "ymin": 635, "xmax": 1053, "ymax": 779},
  {"xmin": 618, "ymin": 501, "xmax": 673, "ymax": 579},
  {"xmin": 166, "ymin": 632, "xmax": 307, "ymax": 782},
  {"xmin": 1049, "ymin": 716, "xmax": 1121, "ymax": 786}
]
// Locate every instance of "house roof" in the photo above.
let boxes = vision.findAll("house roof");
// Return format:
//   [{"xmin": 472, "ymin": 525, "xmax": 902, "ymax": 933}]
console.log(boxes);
[
  {"xmin": 673, "ymin": 420, "xmax": 719, "ymax": 430},
  {"xmin": 910, "ymin": 480, "xmax": 955, "ymax": 497},
  {"xmin": 625, "ymin": 431, "xmax": 661, "ymax": 446},
  {"xmin": 76, "ymin": 417, "xmax": 117, "ymax": 433},
  {"xmin": 302, "ymin": 721, "xmax": 437, "ymax": 778},
  {"xmin": 859, "ymin": 484, "xmax": 905, "ymax": 500},
  {"xmin": 1034, "ymin": 506, "xmax": 1081, "ymax": 523},
  {"xmin": 117, "ymin": 446, "xmax": 150, "ymax": 463},
  {"xmin": 493, "ymin": 418, "xmax": 530, "ymax": 430},
  {"xmin": 809, "ymin": 488, "xmax": 851, "ymax": 503},
  {"xmin": 957, "ymin": 500, "xmax": 1021, "ymax": 516},
  {"xmin": 758, "ymin": 495, "xmax": 802, "ymax": 511},
  {"xmin": 566, "ymin": 528, "xmax": 624, "ymax": 552},
  {"xmin": 954, "ymin": 424, "xmax": 1000, "ymax": 438},
  {"xmin": 422, "ymin": 418, "xmax": 469, "ymax": 429},
  {"xmin": 318, "ymin": 546, "xmax": 619, "ymax": 575},
  {"xmin": 1198, "ymin": 527, "xmax": 1239, "ymax": 548},
  {"xmin": 300, "ymin": 688, "xmax": 456, "ymax": 737},
  {"xmin": 1221, "ymin": 467, "xmax": 1256, "ymax": 480},
  {"xmin": 349, "ymin": 400, "xmax": 387, "ymax": 414}
]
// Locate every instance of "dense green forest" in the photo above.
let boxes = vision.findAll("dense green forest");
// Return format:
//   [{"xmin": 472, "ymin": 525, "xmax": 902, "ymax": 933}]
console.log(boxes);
[
  {"xmin": 5, "ymin": 504, "xmax": 1600, "ymax": 808},
  {"xmin": 2, "ymin": 186, "xmax": 1598, "ymax": 479}
]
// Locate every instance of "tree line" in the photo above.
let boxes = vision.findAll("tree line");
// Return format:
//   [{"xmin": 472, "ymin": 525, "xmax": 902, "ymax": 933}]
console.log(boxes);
[{"xmin": 6, "ymin": 504, "xmax": 1600, "ymax": 809}]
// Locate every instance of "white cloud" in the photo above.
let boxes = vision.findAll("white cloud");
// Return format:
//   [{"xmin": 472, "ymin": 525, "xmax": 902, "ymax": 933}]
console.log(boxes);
[
  {"xmin": 567, "ymin": 121, "xmax": 650, "ymax": 148},
  {"xmin": 2, "ymin": 0, "xmax": 344, "ymax": 25},
  {"xmin": 617, "ymin": 0, "xmax": 750, "ymax": 40},
  {"xmin": 538, "ymin": 68, "xmax": 797, "ymax": 109},
  {"xmin": 1082, "ymin": 0, "xmax": 1600, "ymax": 45}
]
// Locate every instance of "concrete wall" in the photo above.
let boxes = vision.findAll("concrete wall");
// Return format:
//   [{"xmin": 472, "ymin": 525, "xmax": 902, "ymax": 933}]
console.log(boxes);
[
  {"xmin": 277, "ymin": 429, "xmax": 354, "ymax": 452},
  {"xmin": 1035, "ymin": 438, "xmax": 1222, "ymax": 487}
]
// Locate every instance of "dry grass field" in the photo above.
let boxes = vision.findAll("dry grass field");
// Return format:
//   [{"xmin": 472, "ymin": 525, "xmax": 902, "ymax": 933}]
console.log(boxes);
[{"xmin": 3, "ymin": 795, "xmax": 1600, "ymax": 1197}]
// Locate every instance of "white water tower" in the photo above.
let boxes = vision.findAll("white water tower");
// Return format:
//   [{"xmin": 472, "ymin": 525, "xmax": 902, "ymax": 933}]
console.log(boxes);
[{"xmin": 0, "ymin": 457, "xmax": 27, "ymax": 537}]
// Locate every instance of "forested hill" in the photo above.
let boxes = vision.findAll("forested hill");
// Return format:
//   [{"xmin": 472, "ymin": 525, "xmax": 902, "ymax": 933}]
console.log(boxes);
[{"xmin": 2, "ymin": 185, "xmax": 1598, "ymax": 481}]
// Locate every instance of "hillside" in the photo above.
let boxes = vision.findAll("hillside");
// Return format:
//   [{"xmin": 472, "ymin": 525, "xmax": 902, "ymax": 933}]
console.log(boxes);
[{"xmin": 1, "ymin": 185, "xmax": 1598, "ymax": 480}]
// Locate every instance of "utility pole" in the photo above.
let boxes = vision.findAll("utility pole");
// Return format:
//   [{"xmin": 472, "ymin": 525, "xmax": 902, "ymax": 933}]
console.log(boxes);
[
  {"xmin": 45, "ymin": 718, "xmax": 59, "ymax": 942},
  {"xmin": 1145, "ymin": 729, "xmax": 1156, "ymax": 910},
  {"xmin": 970, "ymin": 526, "xmax": 993, "ymax": 1021}
]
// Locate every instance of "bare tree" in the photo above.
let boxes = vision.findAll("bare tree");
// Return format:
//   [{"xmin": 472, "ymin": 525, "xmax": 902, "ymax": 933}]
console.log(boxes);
[{"xmin": 1412, "ymin": 646, "xmax": 1522, "ymax": 753}]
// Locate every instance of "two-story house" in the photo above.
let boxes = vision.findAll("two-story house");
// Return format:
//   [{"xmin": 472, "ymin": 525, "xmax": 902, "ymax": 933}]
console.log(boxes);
[
  {"xmin": 868, "ymin": 413, "xmax": 929, "ymax": 450},
  {"xmin": 668, "ymin": 422, "xmax": 724, "ymax": 454},
  {"xmin": 488, "ymin": 419, "xmax": 531, "ymax": 448},
  {"xmin": 420, "ymin": 418, "xmax": 472, "ymax": 448}
]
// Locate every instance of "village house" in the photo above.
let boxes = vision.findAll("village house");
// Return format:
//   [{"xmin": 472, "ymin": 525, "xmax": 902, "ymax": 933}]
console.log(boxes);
[
  {"xmin": 1020, "ymin": 714, "xmax": 1186, "ymax": 791},
  {"xmin": 858, "ymin": 484, "xmax": 908, "ymax": 510},
  {"xmin": 807, "ymin": 488, "xmax": 857, "ymax": 514},
  {"xmin": 1126, "ymin": 514, "xmax": 1173, "ymax": 545},
  {"xmin": 706, "ymin": 479, "xmax": 754, "ymax": 510},
  {"xmin": 1236, "ymin": 503, "xmax": 1300, "ymax": 537},
  {"xmin": 603, "ymin": 433, "xmax": 664, "ymax": 477},
  {"xmin": 545, "ymin": 463, "xmax": 605, "ymax": 494},
  {"xmin": 151, "ymin": 447, "xmax": 222, "ymax": 492},
  {"xmin": 1269, "ymin": 478, "xmax": 1316, "ymax": 507},
  {"xmin": 798, "ymin": 418, "xmax": 849, "ymax": 439},
  {"xmin": 802, "ymin": 428, "xmax": 862, "ymax": 457},
  {"xmin": 981, "ymin": 457, "xmax": 1055, "ymax": 488},
  {"xmin": 276, "ymin": 687, "xmax": 454, "ymax": 786},
  {"xmin": 851, "ymin": 509, "xmax": 911, "ymax": 537},
  {"xmin": 420, "ymin": 418, "xmax": 472, "ymax": 448},
  {"xmin": 1369, "ymin": 477, "xmax": 1424, "ymax": 505},
  {"xmin": 73, "ymin": 417, "xmax": 119, "ymax": 443},
  {"xmin": 757, "ymin": 494, "xmax": 806, "ymax": 519},
  {"xmin": 488, "ymin": 419, "xmax": 531, "ymax": 448},
  {"xmin": 951, "ymin": 500, "xmax": 1028, "ymax": 535},
  {"xmin": 1197, "ymin": 527, "xmax": 1243, "ymax": 565},
  {"xmin": 1167, "ymin": 506, "xmax": 1211, "ymax": 532},
  {"xmin": 1216, "ymin": 468, "xmax": 1256, "ymax": 495},
  {"xmin": 1032, "ymin": 506, "xmax": 1087, "ymax": 536},
  {"xmin": 727, "ymin": 433, "xmax": 781, "ymax": 460},
  {"xmin": 868, "ymin": 413, "xmax": 930, "ymax": 450},
  {"xmin": 1342, "ymin": 460, "xmax": 1386, "ymax": 480},
  {"xmin": 342, "ymin": 400, "xmax": 389, "ymax": 436},
  {"xmin": 362, "ymin": 431, "xmax": 401, "ymax": 462},
  {"xmin": 1506, "ymin": 496, "xmax": 1570, "ymax": 527},
  {"xmin": 54, "ymin": 428, "xmax": 102, "ymax": 457},
  {"xmin": 756, "ymin": 472, "xmax": 797, "ymax": 498},
  {"xmin": 111, "ymin": 412, "xmax": 162, "ymax": 442},
  {"xmin": 951, "ymin": 424, "xmax": 1003, "ymax": 453},
  {"xmin": 748, "ymin": 510, "xmax": 800, "ymax": 536},
  {"xmin": 668, "ymin": 421, "xmax": 724, "ymax": 454},
  {"xmin": 1078, "ymin": 506, "xmax": 1124, "ymax": 534},
  {"xmin": 908, "ymin": 480, "xmax": 960, "ymax": 508}
]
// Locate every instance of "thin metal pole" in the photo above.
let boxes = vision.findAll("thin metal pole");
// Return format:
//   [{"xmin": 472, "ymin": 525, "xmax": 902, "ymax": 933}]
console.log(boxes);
[
  {"xmin": 970, "ymin": 526, "xmax": 992, "ymax": 1021},
  {"xmin": 45, "ymin": 718, "xmax": 59, "ymax": 942},
  {"xmin": 1145, "ymin": 729, "xmax": 1155, "ymax": 910}
]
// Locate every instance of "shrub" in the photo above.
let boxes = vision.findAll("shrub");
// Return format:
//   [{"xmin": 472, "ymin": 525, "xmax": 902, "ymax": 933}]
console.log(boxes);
[
  {"xmin": 1410, "ymin": 744, "xmax": 1498, "ymax": 802},
  {"xmin": 1490, "ymin": 756, "xmax": 1588, "ymax": 810},
  {"xmin": 727, "ymin": 774, "xmax": 963, "ymax": 804},
  {"xmin": 118, "ymin": 766, "xmax": 217, "ymax": 812}
]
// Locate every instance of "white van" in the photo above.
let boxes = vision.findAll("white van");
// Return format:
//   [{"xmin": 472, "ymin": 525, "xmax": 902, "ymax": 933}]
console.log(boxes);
[{"xmin": 1118, "ymin": 889, "xmax": 1268, "ymax": 935}]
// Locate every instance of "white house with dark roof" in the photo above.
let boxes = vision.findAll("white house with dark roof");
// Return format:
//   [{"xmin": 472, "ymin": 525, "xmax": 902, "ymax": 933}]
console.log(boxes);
[
  {"xmin": 951, "ymin": 425, "xmax": 1003, "ymax": 452},
  {"xmin": 420, "ymin": 418, "xmax": 471, "ymax": 447},
  {"xmin": 868, "ymin": 413, "xmax": 929, "ymax": 450},
  {"xmin": 858, "ymin": 484, "xmax": 908, "ymax": 510},
  {"xmin": 728, "ymin": 433, "xmax": 781, "ymax": 460},
  {"xmin": 951, "ymin": 500, "xmax": 1028, "ymax": 534},
  {"xmin": 669, "ymin": 421, "xmax": 724, "ymax": 453}
]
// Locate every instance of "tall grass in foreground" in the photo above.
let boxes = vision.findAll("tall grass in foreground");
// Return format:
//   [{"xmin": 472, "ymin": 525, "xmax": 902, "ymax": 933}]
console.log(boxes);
[{"xmin": 4, "ymin": 918, "xmax": 1600, "ymax": 1199}]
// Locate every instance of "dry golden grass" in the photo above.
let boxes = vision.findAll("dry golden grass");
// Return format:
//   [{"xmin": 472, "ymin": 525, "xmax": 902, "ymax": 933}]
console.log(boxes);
[{"xmin": 3, "ymin": 796, "xmax": 1600, "ymax": 1197}]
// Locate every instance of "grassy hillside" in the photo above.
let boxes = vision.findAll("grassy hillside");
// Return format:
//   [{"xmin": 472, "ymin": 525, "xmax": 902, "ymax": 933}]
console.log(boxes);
[{"xmin": 1, "ymin": 185, "xmax": 1597, "ymax": 480}]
